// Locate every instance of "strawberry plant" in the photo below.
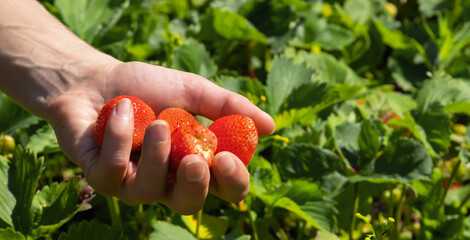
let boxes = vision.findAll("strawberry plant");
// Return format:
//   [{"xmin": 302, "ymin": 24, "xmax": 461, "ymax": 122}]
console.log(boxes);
[{"xmin": 2, "ymin": 0, "xmax": 470, "ymax": 239}]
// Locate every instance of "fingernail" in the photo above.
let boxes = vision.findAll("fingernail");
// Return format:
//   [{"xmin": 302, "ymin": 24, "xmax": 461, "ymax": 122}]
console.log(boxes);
[
  {"xmin": 214, "ymin": 152, "xmax": 236, "ymax": 176},
  {"xmin": 261, "ymin": 111, "xmax": 275, "ymax": 134},
  {"xmin": 150, "ymin": 120, "xmax": 169, "ymax": 143},
  {"xmin": 185, "ymin": 159, "xmax": 207, "ymax": 182},
  {"xmin": 115, "ymin": 98, "xmax": 132, "ymax": 118}
]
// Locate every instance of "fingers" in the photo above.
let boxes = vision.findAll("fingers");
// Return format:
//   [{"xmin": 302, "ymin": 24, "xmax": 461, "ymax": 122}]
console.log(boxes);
[
  {"xmin": 162, "ymin": 155, "xmax": 211, "ymax": 215},
  {"xmin": 88, "ymin": 98, "xmax": 133, "ymax": 196},
  {"xmin": 181, "ymin": 73, "xmax": 275, "ymax": 136},
  {"xmin": 115, "ymin": 63, "xmax": 275, "ymax": 136},
  {"xmin": 121, "ymin": 120, "xmax": 171, "ymax": 204},
  {"xmin": 209, "ymin": 152, "xmax": 250, "ymax": 203}
]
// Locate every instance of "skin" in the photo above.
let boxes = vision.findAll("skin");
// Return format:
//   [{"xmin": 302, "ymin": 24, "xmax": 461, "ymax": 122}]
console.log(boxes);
[{"xmin": 0, "ymin": 0, "xmax": 275, "ymax": 215}]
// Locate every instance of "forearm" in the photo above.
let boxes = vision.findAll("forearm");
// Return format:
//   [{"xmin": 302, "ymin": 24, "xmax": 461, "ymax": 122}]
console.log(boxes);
[{"xmin": 0, "ymin": 0, "xmax": 117, "ymax": 121}]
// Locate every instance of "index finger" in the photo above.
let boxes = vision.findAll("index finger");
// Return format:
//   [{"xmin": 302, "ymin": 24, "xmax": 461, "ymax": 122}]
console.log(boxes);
[{"xmin": 179, "ymin": 72, "xmax": 275, "ymax": 137}]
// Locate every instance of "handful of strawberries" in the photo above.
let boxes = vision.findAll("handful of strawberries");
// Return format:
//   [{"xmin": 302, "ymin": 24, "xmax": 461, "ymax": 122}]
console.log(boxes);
[{"xmin": 94, "ymin": 95, "xmax": 258, "ymax": 174}]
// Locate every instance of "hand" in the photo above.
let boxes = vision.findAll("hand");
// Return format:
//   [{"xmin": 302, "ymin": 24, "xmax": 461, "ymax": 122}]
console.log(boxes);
[{"xmin": 48, "ymin": 60, "xmax": 275, "ymax": 214}]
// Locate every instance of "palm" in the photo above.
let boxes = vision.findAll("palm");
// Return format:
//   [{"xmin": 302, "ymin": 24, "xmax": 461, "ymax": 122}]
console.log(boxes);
[{"xmin": 49, "ymin": 61, "xmax": 275, "ymax": 214}]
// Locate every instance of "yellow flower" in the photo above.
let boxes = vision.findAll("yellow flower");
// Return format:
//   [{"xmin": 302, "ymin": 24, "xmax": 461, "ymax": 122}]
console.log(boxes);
[
  {"xmin": 311, "ymin": 45, "xmax": 322, "ymax": 54},
  {"xmin": 322, "ymin": 3, "xmax": 333, "ymax": 18}
]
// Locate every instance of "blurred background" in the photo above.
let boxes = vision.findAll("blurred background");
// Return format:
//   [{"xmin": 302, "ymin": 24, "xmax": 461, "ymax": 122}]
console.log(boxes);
[{"xmin": 2, "ymin": 0, "xmax": 470, "ymax": 239}]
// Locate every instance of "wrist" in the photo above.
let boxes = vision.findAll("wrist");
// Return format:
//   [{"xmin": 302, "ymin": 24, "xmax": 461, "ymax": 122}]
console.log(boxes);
[{"xmin": 0, "ymin": 0, "xmax": 120, "ymax": 122}]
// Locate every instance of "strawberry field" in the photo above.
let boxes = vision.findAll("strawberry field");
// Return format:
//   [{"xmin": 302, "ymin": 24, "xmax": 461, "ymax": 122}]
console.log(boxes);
[{"xmin": 2, "ymin": 0, "xmax": 470, "ymax": 239}]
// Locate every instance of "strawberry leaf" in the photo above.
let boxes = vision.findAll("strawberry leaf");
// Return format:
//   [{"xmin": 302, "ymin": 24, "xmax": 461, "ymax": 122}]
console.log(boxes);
[
  {"xmin": 358, "ymin": 119, "xmax": 381, "ymax": 168},
  {"xmin": 0, "ymin": 93, "xmax": 36, "ymax": 135},
  {"xmin": 266, "ymin": 56, "xmax": 315, "ymax": 116},
  {"xmin": 197, "ymin": 9, "xmax": 266, "ymax": 42},
  {"xmin": 54, "ymin": 0, "xmax": 129, "ymax": 44},
  {"xmin": 374, "ymin": 138, "xmax": 433, "ymax": 181},
  {"xmin": 417, "ymin": 102, "xmax": 451, "ymax": 155},
  {"xmin": 181, "ymin": 214, "xmax": 228, "ymax": 239},
  {"xmin": 172, "ymin": 40, "xmax": 217, "ymax": 79},
  {"xmin": 58, "ymin": 220, "xmax": 126, "ymax": 240},
  {"xmin": 0, "ymin": 155, "xmax": 15, "ymax": 228},
  {"xmin": 0, "ymin": 228, "xmax": 25, "ymax": 240},
  {"xmin": 149, "ymin": 221, "xmax": 195, "ymax": 240},
  {"xmin": 274, "ymin": 143, "xmax": 349, "ymax": 180},
  {"xmin": 9, "ymin": 146, "xmax": 43, "ymax": 235},
  {"xmin": 26, "ymin": 124, "xmax": 60, "ymax": 154}
]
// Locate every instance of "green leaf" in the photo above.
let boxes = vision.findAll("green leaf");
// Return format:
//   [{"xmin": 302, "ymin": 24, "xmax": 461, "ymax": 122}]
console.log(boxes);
[
  {"xmin": 149, "ymin": 221, "xmax": 196, "ymax": 240},
  {"xmin": 334, "ymin": 121, "xmax": 361, "ymax": 165},
  {"xmin": 374, "ymin": 138, "xmax": 433, "ymax": 181},
  {"xmin": 0, "ymin": 93, "xmax": 33, "ymax": 134},
  {"xmin": 26, "ymin": 124, "xmax": 60, "ymax": 154},
  {"xmin": 0, "ymin": 155, "xmax": 15, "ymax": 228},
  {"xmin": 9, "ymin": 146, "xmax": 43, "ymax": 234},
  {"xmin": 54, "ymin": 0, "xmax": 128, "ymax": 43},
  {"xmin": 384, "ymin": 92, "xmax": 417, "ymax": 116},
  {"xmin": 181, "ymin": 214, "xmax": 228, "ymax": 240},
  {"xmin": 388, "ymin": 111, "xmax": 437, "ymax": 157},
  {"xmin": 283, "ymin": 180, "xmax": 338, "ymax": 232},
  {"xmin": 284, "ymin": 51, "xmax": 361, "ymax": 85},
  {"xmin": 238, "ymin": 0, "xmax": 297, "ymax": 37},
  {"xmin": 358, "ymin": 119, "xmax": 380, "ymax": 167},
  {"xmin": 210, "ymin": 0, "xmax": 249, "ymax": 12},
  {"xmin": 304, "ymin": 16, "xmax": 354, "ymax": 49},
  {"xmin": 283, "ymin": 82, "xmax": 362, "ymax": 114},
  {"xmin": 273, "ymin": 197, "xmax": 337, "ymax": 232},
  {"xmin": 32, "ymin": 179, "xmax": 83, "ymax": 227},
  {"xmin": 197, "ymin": 9, "xmax": 266, "ymax": 42},
  {"xmin": 249, "ymin": 156, "xmax": 285, "ymax": 203},
  {"xmin": 266, "ymin": 56, "xmax": 315, "ymax": 115},
  {"xmin": 0, "ymin": 228, "xmax": 25, "ymax": 240},
  {"xmin": 58, "ymin": 220, "xmax": 126, "ymax": 240},
  {"xmin": 344, "ymin": 0, "xmax": 373, "ymax": 24},
  {"xmin": 274, "ymin": 143, "xmax": 348, "ymax": 180},
  {"xmin": 417, "ymin": 103, "xmax": 451, "ymax": 154},
  {"xmin": 418, "ymin": 0, "xmax": 453, "ymax": 17},
  {"xmin": 316, "ymin": 231, "xmax": 340, "ymax": 240},
  {"xmin": 284, "ymin": 82, "xmax": 329, "ymax": 110},
  {"xmin": 416, "ymin": 77, "xmax": 470, "ymax": 115},
  {"xmin": 410, "ymin": 170, "xmax": 445, "ymax": 227},
  {"xmin": 172, "ymin": 40, "xmax": 217, "ymax": 79},
  {"xmin": 274, "ymin": 107, "xmax": 318, "ymax": 132},
  {"xmin": 373, "ymin": 20, "xmax": 412, "ymax": 49},
  {"xmin": 445, "ymin": 102, "xmax": 470, "ymax": 115}
]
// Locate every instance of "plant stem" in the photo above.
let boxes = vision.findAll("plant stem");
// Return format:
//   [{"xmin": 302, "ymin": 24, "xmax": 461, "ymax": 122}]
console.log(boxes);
[
  {"xmin": 105, "ymin": 196, "xmax": 121, "ymax": 226},
  {"xmin": 387, "ymin": 184, "xmax": 394, "ymax": 218},
  {"xmin": 196, "ymin": 209, "xmax": 203, "ymax": 240},
  {"xmin": 440, "ymin": 159, "xmax": 461, "ymax": 208},
  {"xmin": 296, "ymin": 221, "xmax": 305, "ymax": 240},
  {"xmin": 349, "ymin": 182, "xmax": 360, "ymax": 240},
  {"xmin": 393, "ymin": 184, "xmax": 407, "ymax": 239},
  {"xmin": 250, "ymin": 210, "xmax": 259, "ymax": 240}
]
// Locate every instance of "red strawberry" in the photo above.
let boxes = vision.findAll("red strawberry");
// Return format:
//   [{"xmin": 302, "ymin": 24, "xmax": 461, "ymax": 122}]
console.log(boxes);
[
  {"xmin": 209, "ymin": 115, "xmax": 258, "ymax": 166},
  {"xmin": 169, "ymin": 124, "xmax": 217, "ymax": 174},
  {"xmin": 157, "ymin": 107, "xmax": 198, "ymax": 133},
  {"xmin": 94, "ymin": 95, "xmax": 156, "ymax": 151}
]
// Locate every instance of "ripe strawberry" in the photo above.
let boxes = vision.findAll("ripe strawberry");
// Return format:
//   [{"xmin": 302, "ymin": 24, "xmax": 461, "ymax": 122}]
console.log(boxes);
[
  {"xmin": 169, "ymin": 124, "xmax": 217, "ymax": 174},
  {"xmin": 157, "ymin": 107, "xmax": 198, "ymax": 133},
  {"xmin": 94, "ymin": 95, "xmax": 156, "ymax": 151},
  {"xmin": 209, "ymin": 115, "xmax": 258, "ymax": 166}
]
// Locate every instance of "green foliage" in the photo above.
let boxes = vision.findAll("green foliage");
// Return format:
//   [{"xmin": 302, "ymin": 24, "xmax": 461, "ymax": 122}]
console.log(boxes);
[
  {"xmin": 3, "ymin": 0, "xmax": 470, "ymax": 239},
  {"xmin": 58, "ymin": 220, "xmax": 126, "ymax": 240},
  {"xmin": 149, "ymin": 221, "xmax": 196, "ymax": 240}
]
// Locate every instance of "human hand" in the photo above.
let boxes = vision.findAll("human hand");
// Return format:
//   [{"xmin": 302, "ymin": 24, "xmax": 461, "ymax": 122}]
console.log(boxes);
[{"xmin": 48, "ymin": 60, "xmax": 275, "ymax": 214}]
